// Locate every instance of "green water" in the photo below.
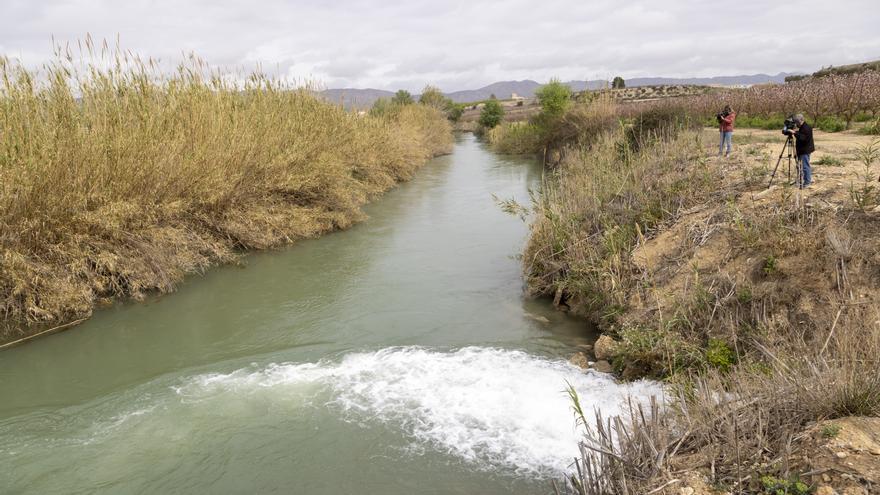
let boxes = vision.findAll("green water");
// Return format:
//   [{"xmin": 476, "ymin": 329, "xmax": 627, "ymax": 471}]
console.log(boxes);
[{"xmin": 0, "ymin": 134, "xmax": 660, "ymax": 494}]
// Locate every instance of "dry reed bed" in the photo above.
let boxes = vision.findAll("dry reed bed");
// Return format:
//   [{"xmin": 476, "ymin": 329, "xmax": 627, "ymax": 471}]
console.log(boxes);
[{"xmin": 0, "ymin": 50, "xmax": 452, "ymax": 342}]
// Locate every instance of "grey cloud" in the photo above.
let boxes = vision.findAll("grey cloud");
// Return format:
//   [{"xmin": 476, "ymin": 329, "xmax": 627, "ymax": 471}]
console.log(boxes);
[{"xmin": 1, "ymin": 0, "xmax": 878, "ymax": 92}]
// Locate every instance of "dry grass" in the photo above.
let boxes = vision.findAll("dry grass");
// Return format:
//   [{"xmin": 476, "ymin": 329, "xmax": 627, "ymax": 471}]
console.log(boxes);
[
  {"xmin": 0, "ymin": 42, "xmax": 451, "ymax": 341},
  {"xmin": 524, "ymin": 100, "xmax": 880, "ymax": 493},
  {"xmin": 562, "ymin": 321, "xmax": 880, "ymax": 494},
  {"xmin": 523, "ymin": 122, "xmax": 715, "ymax": 327}
]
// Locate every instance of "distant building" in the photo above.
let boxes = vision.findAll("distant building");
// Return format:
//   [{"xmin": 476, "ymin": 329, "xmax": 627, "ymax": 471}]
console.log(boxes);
[{"xmin": 510, "ymin": 92, "xmax": 525, "ymax": 101}]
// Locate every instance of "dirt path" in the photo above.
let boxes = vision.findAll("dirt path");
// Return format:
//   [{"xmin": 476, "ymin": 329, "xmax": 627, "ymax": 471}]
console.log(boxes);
[{"xmin": 706, "ymin": 127, "xmax": 880, "ymax": 209}]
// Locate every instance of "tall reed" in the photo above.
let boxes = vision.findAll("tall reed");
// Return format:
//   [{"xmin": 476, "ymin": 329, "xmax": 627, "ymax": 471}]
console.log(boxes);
[{"xmin": 0, "ymin": 41, "xmax": 452, "ymax": 339}]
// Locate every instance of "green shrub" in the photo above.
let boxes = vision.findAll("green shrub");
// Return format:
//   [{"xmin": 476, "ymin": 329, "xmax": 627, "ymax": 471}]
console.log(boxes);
[
  {"xmin": 859, "ymin": 120, "xmax": 880, "ymax": 135},
  {"xmin": 759, "ymin": 475, "xmax": 812, "ymax": 495},
  {"xmin": 816, "ymin": 115, "xmax": 846, "ymax": 132},
  {"xmin": 821, "ymin": 424, "xmax": 841, "ymax": 438},
  {"xmin": 478, "ymin": 100, "xmax": 505, "ymax": 129},
  {"xmin": 446, "ymin": 104, "xmax": 465, "ymax": 122},
  {"xmin": 706, "ymin": 339, "xmax": 736, "ymax": 372},
  {"xmin": 391, "ymin": 89, "xmax": 414, "ymax": 105},
  {"xmin": 737, "ymin": 285, "xmax": 753, "ymax": 304},
  {"xmin": 814, "ymin": 155, "xmax": 844, "ymax": 166},
  {"xmin": 733, "ymin": 114, "xmax": 785, "ymax": 130},
  {"xmin": 534, "ymin": 79, "xmax": 572, "ymax": 119},
  {"xmin": 762, "ymin": 255, "xmax": 779, "ymax": 276}
]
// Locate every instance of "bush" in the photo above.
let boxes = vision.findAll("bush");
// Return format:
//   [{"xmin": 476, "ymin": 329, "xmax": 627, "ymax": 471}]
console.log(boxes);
[
  {"xmin": 816, "ymin": 115, "xmax": 846, "ymax": 132},
  {"xmin": 446, "ymin": 103, "xmax": 465, "ymax": 122},
  {"xmin": 419, "ymin": 85, "xmax": 462, "ymax": 122},
  {"xmin": 706, "ymin": 339, "xmax": 736, "ymax": 372},
  {"xmin": 759, "ymin": 475, "xmax": 811, "ymax": 495},
  {"xmin": 391, "ymin": 89, "xmax": 414, "ymax": 105},
  {"xmin": 534, "ymin": 79, "xmax": 572, "ymax": 119},
  {"xmin": 859, "ymin": 120, "xmax": 880, "ymax": 135},
  {"xmin": 478, "ymin": 99, "xmax": 504, "ymax": 129},
  {"xmin": 487, "ymin": 97, "xmax": 618, "ymax": 156}
]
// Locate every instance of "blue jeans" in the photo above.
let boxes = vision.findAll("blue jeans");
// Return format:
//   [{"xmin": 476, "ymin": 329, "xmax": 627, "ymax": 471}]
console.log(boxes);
[
  {"xmin": 799, "ymin": 154, "xmax": 812, "ymax": 186},
  {"xmin": 719, "ymin": 131, "xmax": 733, "ymax": 155}
]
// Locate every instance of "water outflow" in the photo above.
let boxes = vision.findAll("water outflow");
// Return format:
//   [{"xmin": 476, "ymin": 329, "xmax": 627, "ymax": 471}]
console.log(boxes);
[{"xmin": 0, "ymin": 135, "xmax": 661, "ymax": 494}]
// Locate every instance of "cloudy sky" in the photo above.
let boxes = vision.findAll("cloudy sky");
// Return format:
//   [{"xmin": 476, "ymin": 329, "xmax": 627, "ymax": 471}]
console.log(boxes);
[{"xmin": 2, "ymin": 0, "xmax": 879, "ymax": 92}]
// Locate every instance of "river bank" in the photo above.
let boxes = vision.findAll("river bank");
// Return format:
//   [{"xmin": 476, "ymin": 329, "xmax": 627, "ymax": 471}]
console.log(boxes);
[
  {"xmin": 0, "ymin": 52, "xmax": 452, "ymax": 345},
  {"xmin": 511, "ymin": 97, "xmax": 880, "ymax": 493}
]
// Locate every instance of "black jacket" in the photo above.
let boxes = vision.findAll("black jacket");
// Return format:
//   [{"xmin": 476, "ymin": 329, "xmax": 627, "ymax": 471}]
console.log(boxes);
[{"xmin": 794, "ymin": 122, "xmax": 815, "ymax": 156}]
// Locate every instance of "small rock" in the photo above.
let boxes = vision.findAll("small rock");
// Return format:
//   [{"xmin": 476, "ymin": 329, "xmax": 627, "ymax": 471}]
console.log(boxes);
[
  {"xmin": 842, "ymin": 487, "xmax": 867, "ymax": 495},
  {"xmin": 822, "ymin": 473, "xmax": 832, "ymax": 482},
  {"xmin": 592, "ymin": 360, "xmax": 613, "ymax": 373},
  {"xmin": 594, "ymin": 335, "xmax": 619, "ymax": 361},
  {"xmin": 836, "ymin": 451, "xmax": 848, "ymax": 459},
  {"xmin": 679, "ymin": 487, "xmax": 695, "ymax": 495},
  {"xmin": 816, "ymin": 485, "xmax": 837, "ymax": 495},
  {"xmin": 524, "ymin": 312, "xmax": 551, "ymax": 324},
  {"xmin": 569, "ymin": 352, "xmax": 590, "ymax": 369}
]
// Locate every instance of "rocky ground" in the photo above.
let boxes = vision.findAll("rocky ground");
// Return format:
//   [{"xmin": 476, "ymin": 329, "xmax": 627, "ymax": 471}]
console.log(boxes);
[{"xmin": 663, "ymin": 417, "xmax": 880, "ymax": 494}]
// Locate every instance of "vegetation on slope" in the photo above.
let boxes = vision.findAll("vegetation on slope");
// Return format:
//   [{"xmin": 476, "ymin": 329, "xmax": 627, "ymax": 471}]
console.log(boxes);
[
  {"xmin": 0, "ymin": 44, "xmax": 452, "ymax": 342},
  {"xmin": 505, "ymin": 85, "xmax": 880, "ymax": 492}
]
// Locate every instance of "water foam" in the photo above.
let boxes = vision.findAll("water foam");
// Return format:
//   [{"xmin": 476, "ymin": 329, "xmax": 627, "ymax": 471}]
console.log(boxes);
[{"xmin": 175, "ymin": 347, "xmax": 664, "ymax": 477}]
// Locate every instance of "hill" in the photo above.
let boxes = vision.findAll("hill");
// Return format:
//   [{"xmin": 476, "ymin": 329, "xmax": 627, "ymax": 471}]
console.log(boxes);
[
  {"xmin": 319, "ymin": 73, "xmax": 798, "ymax": 109},
  {"xmin": 811, "ymin": 59, "xmax": 880, "ymax": 77}
]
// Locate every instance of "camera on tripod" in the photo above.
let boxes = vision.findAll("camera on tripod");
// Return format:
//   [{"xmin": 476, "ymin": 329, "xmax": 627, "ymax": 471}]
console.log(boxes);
[
  {"xmin": 715, "ymin": 110, "xmax": 730, "ymax": 123},
  {"xmin": 769, "ymin": 116, "xmax": 802, "ymax": 188},
  {"xmin": 782, "ymin": 116, "xmax": 798, "ymax": 134}
]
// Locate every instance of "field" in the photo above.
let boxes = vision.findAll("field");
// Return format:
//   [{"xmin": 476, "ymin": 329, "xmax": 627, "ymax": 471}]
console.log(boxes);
[{"xmin": 0, "ymin": 47, "xmax": 452, "ymax": 344}]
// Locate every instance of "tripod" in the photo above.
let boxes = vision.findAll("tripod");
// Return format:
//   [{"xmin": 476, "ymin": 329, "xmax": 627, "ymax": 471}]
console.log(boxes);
[{"xmin": 767, "ymin": 134, "xmax": 802, "ymax": 189}]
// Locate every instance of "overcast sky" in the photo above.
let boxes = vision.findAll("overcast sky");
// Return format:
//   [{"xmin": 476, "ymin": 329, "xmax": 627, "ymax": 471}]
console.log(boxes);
[{"xmin": 2, "ymin": 0, "xmax": 879, "ymax": 92}]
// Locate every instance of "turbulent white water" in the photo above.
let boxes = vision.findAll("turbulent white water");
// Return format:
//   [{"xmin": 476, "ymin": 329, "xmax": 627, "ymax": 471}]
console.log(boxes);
[{"xmin": 175, "ymin": 347, "xmax": 664, "ymax": 476}]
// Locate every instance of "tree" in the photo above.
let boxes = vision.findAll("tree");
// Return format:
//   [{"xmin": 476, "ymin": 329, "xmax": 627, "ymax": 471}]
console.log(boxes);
[
  {"xmin": 479, "ymin": 99, "xmax": 504, "ymax": 129},
  {"xmin": 534, "ymin": 79, "xmax": 572, "ymax": 119},
  {"xmin": 612, "ymin": 76, "xmax": 626, "ymax": 89},
  {"xmin": 391, "ymin": 89, "xmax": 414, "ymax": 105},
  {"xmin": 419, "ymin": 85, "xmax": 450, "ymax": 110},
  {"xmin": 419, "ymin": 85, "xmax": 465, "ymax": 121},
  {"xmin": 447, "ymin": 103, "xmax": 465, "ymax": 122}
]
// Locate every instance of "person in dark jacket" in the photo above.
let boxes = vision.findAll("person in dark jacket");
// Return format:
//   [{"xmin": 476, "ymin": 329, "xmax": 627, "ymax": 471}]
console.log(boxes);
[{"xmin": 785, "ymin": 114, "xmax": 815, "ymax": 188}]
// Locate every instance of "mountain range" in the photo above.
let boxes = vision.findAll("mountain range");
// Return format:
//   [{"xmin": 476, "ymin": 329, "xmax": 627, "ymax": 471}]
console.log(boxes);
[{"xmin": 320, "ymin": 73, "xmax": 796, "ymax": 109}]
